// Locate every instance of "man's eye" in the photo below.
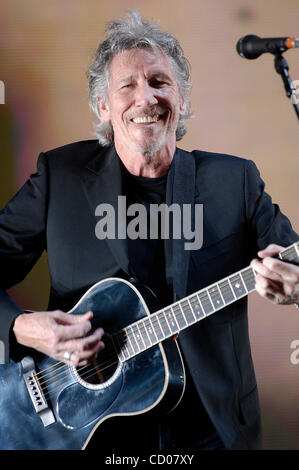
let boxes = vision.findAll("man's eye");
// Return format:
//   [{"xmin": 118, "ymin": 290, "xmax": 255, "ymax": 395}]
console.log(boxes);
[{"xmin": 151, "ymin": 79, "xmax": 167, "ymax": 87}]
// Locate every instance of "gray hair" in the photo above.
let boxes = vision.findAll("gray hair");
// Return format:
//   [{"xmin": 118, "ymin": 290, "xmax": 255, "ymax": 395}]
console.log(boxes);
[{"xmin": 87, "ymin": 10, "xmax": 192, "ymax": 146}]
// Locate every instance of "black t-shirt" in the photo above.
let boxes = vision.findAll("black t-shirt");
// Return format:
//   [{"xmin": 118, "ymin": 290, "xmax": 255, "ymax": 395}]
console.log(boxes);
[
  {"xmin": 124, "ymin": 169, "xmax": 172, "ymax": 307},
  {"xmin": 122, "ymin": 166, "xmax": 217, "ymax": 450}
]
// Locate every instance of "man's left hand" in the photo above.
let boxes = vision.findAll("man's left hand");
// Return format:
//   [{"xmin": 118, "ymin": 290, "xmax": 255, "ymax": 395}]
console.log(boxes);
[{"xmin": 250, "ymin": 244, "xmax": 299, "ymax": 305}]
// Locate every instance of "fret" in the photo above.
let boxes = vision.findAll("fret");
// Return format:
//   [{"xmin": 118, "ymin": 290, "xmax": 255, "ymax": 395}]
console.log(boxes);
[
  {"xmin": 230, "ymin": 273, "xmax": 247, "ymax": 298},
  {"xmin": 208, "ymin": 285, "xmax": 224, "ymax": 310},
  {"xmin": 164, "ymin": 308, "xmax": 179, "ymax": 334},
  {"xmin": 279, "ymin": 247, "xmax": 294, "ymax": 262},
  {"xmin": 188, "ymin": 295, "xmax": 205, "ymax": 321},
  {"xmin": 156, "ymin": 312, "xmax": 171, "ymax": 337},
  {"xmin": 152, "ymin": 314, "xmax": 166, "ymax": 341},
  {"xmin": 146, "ymin": 317, "xmax": 159, "ymax": 344},
  {"xmin": 219, "ymin": 279, "xmax": 235, "ymax": 304},
  {"xmin": 279, "ymin": 243, "xmax": 299, "ymax": 265},
  {"xmin": 216, "ymin": 282, "xmax": 225, "ymax": 304},
  {"xmin": 238, "ymin": 272, "xmax": 248, "ymax": 293},
  {"xmin": 138, "ymin": 319, "xmax": 151, "ymax": 348},
  {"xmin": 178, "ymin": 302, "xmax": 188, "ymax": 326},
  {"xmin": 188, "ymin": 297, "xmax": 196, "ymax": 325},
  {"xmin": 240, "ymin": 267, "xmax": 255, "ymax": 292},
  {"xmin": 135, "ymin": 323, "xmax": 146, "ymax": 350},
  {"xmin": 206, "ymin": 290, "xmax": 216, "ymax": 312},
  {"xmin": 180, "ymin": 298, "xmax": 197, "ymax": 323},
  {"xmin": 123, "ymin": 338, "xmax": 131, "ymax": 359},
  {"xmin": 122, "ymin": 329, "xmax": 135, "ymax": 357},
  {"xmin": 127, "ymin": 326, "xmax": 140, "ymax": 354},
  {"xmin": 227, "ymin": 278, "xmax": 237, "ymax": 300},
  {"xmin": 115, "ymin": 243, "xmax": 299, "ymax": 363},
  {"xmin": 197, "ymin": 291, "xmax": 214, "ymax": 315},
  {"xmin": 194, "ymin": 295, "xmax": 205, "ymax": 318},
  {"xmin": 171, "ymin": 306, "xmax": 181, "ymax": 329},
  {"xmin": 172, "ymin": 303, "xmax": 187, "ymax": 329}
]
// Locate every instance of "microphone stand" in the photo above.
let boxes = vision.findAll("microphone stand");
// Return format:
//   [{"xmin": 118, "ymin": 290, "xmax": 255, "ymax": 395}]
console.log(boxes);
[{"xmin": 274, "ymin": 53, "xmax": 299, "ymax": 121}]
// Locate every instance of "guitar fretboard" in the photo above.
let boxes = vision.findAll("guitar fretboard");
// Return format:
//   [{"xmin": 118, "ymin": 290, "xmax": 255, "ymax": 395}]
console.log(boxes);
[{"xmin": 112, "ymin": 241, "xmax": 299, "ymax": 361}]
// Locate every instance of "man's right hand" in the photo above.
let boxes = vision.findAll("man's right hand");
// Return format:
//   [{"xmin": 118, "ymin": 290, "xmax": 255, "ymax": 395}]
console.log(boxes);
[{"xmin": 12, "ymin": 310, "xmax": 105, "ymax": 366}]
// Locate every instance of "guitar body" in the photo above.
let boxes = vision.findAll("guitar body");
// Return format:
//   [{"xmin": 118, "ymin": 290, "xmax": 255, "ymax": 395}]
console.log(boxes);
[{"xmin": 0, "ymin": 278, "xmax": 185, "ymax": 450}]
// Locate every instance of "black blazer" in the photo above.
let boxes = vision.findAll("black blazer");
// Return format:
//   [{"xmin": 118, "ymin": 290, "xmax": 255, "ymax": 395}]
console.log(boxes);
[{"xmin": 0, "ymin": 140, "xmax": 298, "ymax": 449}]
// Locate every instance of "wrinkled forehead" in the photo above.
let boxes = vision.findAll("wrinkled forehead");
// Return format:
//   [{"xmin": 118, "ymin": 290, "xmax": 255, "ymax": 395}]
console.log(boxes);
[{"xmin": 107, "ymin": 47, "xmax": 178, "ymax": 84}]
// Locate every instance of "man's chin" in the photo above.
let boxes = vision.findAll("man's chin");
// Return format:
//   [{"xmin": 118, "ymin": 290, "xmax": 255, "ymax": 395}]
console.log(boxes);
[{"xmin": 126, "ymin": 139, "xmax": 164, "ymax": 154}]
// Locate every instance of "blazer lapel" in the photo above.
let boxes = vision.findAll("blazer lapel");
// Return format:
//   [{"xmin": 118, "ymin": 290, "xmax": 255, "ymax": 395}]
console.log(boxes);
[
  {"xmin": 80, "ymin": 145, "xmax": 130, "ymax": 276},
  {"xmin": 166, "ymin": 148, "xmax": 196, "ymax": 299}
]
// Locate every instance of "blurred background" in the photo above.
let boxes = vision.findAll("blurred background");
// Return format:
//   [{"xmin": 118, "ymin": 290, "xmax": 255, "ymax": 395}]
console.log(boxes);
[{"xmin": 0, "ymin": 0, "xmax": 298, "ymax": 450}]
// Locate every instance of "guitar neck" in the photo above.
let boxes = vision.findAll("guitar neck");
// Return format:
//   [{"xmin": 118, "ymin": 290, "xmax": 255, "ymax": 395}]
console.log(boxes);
[{"xmin": 114, "ymin": 242, "xmax": 299, "ymax": 362}]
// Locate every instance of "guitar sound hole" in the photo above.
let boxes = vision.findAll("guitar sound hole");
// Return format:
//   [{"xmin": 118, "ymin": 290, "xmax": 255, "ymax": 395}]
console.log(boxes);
[{"xmin": 75, "ymin": 334, "xmax": 120, "ymax": 387}]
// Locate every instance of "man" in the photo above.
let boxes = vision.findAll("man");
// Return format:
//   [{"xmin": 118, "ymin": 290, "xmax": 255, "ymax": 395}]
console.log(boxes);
[{"xmin": 0, "ymin": 10, "xmax": 298, "ymax": 451}]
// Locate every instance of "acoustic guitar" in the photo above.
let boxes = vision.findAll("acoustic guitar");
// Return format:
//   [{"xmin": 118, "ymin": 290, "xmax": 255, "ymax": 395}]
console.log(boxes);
[{"xmin": 0, "ymin": 242, "xmax": 298, "ymax": 449}]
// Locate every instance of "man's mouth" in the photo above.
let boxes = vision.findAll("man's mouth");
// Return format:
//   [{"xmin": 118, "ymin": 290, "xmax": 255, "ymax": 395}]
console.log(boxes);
[{"xmin": 131, "ymin": 112, "xmax": 166, "ymax": 124}]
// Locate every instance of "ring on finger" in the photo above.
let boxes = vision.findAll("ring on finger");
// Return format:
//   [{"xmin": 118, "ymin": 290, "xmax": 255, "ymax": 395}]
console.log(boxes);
[{"xmin": 63, "ymin": 351, "xmax": 73, "ymax": 361}]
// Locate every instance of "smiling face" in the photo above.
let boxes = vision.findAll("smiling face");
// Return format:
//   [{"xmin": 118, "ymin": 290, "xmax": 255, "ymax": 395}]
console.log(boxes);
[{"xmin": 98, "ymin": 48, "xmax": 186, "ymax": 159}]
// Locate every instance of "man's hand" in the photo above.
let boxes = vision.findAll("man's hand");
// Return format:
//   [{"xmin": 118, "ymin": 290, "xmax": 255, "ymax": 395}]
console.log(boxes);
[
  {"xmin": 13, "ymin": 310, "xmax": 105, "ymax": 366},
  {"xmin": 250, "ymin": 244, "xmax": 299, "ymax": 305}
]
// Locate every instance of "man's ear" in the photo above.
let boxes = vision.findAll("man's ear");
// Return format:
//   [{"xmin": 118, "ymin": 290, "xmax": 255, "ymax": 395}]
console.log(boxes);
[
  {"xmin": 179, "ymin": 97, "xmax": 187, "ymax": 116},
  {"xmin": 97, "ymin": 98, "xmax": 110, "ymax": 121}
]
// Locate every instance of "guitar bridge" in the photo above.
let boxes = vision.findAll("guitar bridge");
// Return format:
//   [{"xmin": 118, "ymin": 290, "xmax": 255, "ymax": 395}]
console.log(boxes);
[{"xmin": 21, "ymin": 356, "xmax": 56, "ymax": 428}]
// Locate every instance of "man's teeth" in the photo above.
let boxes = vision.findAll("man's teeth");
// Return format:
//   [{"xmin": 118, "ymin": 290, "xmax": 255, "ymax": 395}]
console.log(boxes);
[{"xmin": 132, "ymin": 115, "xmax": 159, "ymax": 123}]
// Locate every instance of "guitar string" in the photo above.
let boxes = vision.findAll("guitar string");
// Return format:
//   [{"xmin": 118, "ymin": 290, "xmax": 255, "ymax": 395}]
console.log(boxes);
[
  {"xmin": 37, "ymin": 325, "xmax": 158, "ymax": 391},
  {"xmin": 37, "ymin": 310, "xmax": 180, "ymax": 394},
  {"xmin": 29, "ymin": 244, "xmax": 299, "ymax": 397},
  {"xmin": 41, "ymin": 291, "xmax": 232, "ymax": 395},
  {"xmin": 38, "ymin": 281, "xmax": 263, "ymax": 400},
  {"xmin": 36, "ymin": 307, "xmax": 178, "ymax": 388},
  {"xmin": 41, "ymin": 360, "xmax": 121, "ymax": 400},
  {"xmin": 33, "ymin": 278, "xmax": 249, "ymax": 389},
  {"xmin": 34, "ymin": 338, "xmax": 118, "ymax": 380},
  {"xmin": 40, "ymin": 359, "xmax": 119, "ymax": 398},
  {"xmin": 36, "ymin": 264, "xmax": 260, "ymax": 390},
  {"xmin": 34, "ymin": 310, "xmax": 171, "ymax": 384},
  {"xmin": 37, "ymin": 341, "xmax": 119, "ymax": 385},
  {"xmin": 36, "ymin": 286, "xmax": 230, "ymax": 396}
]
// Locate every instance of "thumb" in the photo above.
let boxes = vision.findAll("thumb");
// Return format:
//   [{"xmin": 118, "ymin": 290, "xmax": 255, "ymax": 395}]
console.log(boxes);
[{"xmin": 257, "ymin": 244, "xmax": 283, "ymax": 259}]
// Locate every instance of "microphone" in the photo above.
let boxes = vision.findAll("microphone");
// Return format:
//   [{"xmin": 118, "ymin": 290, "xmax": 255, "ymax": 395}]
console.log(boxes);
[{"xmin": 236, "ymin": 34, "xmax": 299, "ymax": 59}]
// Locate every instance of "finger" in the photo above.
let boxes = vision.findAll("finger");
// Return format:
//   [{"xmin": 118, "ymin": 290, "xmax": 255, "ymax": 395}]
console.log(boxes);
[
  {"xmin": 51, "ymin": 310, "xmax": 93, "ymax": 325},
  {"xmin": 250, "ymin": 259, "xmax": 283, "ymax": 283},
  {"xmin": 254, "ymin": 273, "xmax": 283, "ymax": 293},
  {"xmin": 63, "ymin": 333, "xmax": 105, "ymax": 366},
  {"xmin": 55, "ymin": 319, "xmax": 93, "ymax": 342},
  {"xmin": 262, "ymin": 257, "xmax": 299, "ymax": 283},
  {"xmin": 255, "ymin": 277, "xmax": 285, "ymax": 304},
  {"xmin": 59, "ymin": 328, "xmax": 105, "ymax": 354},
  {"xmin": 70, "ymin": 342, "xmax": 105, "ymax": 366}
]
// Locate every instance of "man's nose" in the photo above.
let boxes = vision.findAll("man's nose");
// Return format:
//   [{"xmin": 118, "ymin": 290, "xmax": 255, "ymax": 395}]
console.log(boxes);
[{"xmin": 134, "ymin": 82, "xmax": 158, "ymax": 107}]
